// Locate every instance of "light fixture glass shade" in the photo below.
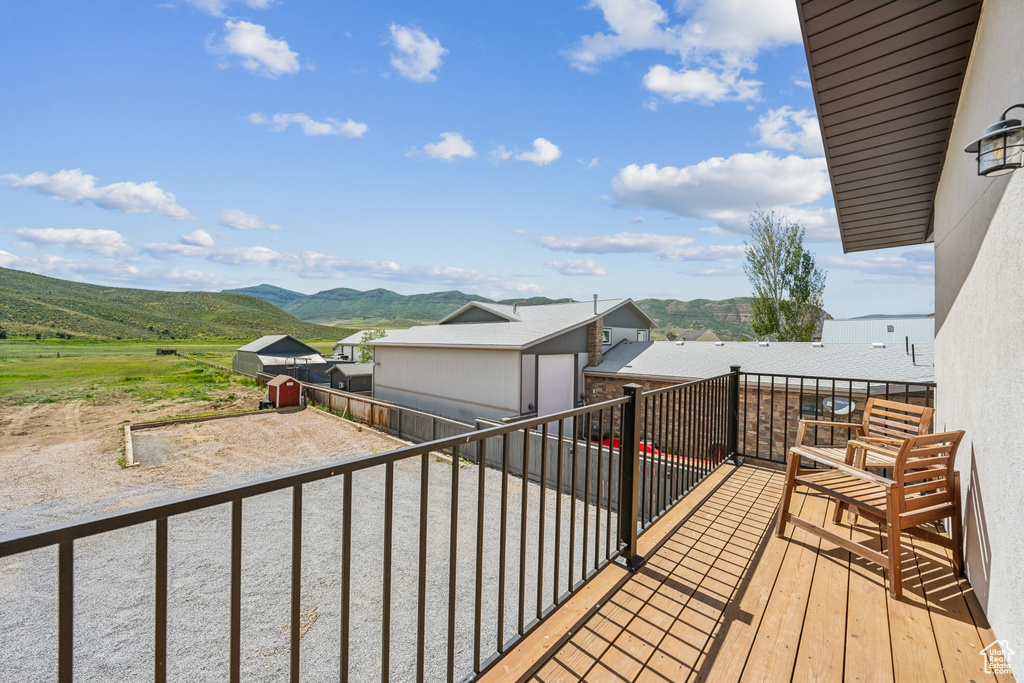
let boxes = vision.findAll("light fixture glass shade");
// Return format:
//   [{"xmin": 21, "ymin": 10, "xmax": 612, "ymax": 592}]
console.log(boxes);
[{"xmin": 965, "ymin": 105, "xmax": 1024, "ymax": 176}]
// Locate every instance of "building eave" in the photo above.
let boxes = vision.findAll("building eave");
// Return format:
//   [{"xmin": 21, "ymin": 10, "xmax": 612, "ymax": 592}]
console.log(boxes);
[{"xmin": 797, "ymin": 0, "xmax": 983, "ymax": 253}]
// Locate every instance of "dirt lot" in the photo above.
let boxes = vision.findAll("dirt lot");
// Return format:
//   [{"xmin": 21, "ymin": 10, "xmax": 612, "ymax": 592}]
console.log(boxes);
[{"xmin": 0, "ymin": 399, "xmax": 400, "ymax": 524}]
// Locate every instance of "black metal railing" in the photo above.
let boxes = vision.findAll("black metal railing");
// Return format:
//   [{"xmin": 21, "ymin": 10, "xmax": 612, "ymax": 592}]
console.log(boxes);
[
  {"xmin": 735, "ymin": 371, "xmax": 937, "ymax": 465},
  {"xmin": 0, "ymin": 374, "xmax": 735, "ymax": 683}
]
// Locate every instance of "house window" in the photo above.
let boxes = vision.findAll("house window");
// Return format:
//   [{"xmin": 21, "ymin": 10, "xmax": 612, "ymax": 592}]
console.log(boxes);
[
  {"xmin": 602, "ymin": 329, "xmax": 611, "ymax": 344},
  {"xmin": 887, "ymin": 324, "xmax": 894, "ymax": 332},
  {"xmin": 637, "ymin": 330, "xmax": 647, "ymax": 342}
]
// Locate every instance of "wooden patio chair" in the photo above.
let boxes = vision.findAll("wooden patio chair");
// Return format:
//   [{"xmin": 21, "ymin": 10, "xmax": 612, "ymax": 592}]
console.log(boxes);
[
  {"xmin": 791, "ymin": 397, "xmax": 934, "ymax": 471},
  {"xmin": 776, "ymin": 430, "xmax": 965, "ymax": 599}
]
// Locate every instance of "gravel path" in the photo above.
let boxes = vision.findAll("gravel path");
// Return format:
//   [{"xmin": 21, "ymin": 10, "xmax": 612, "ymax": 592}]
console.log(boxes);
[{"xmin": 2, "ymin": 409, "xmax": 616, "ymax": 682}]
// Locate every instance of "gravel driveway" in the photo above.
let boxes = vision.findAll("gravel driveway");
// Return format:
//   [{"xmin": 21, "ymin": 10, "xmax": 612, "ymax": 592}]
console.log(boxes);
[{"xmin": 2, "ymin": 409, "xmax": 616, "ymax": 682}]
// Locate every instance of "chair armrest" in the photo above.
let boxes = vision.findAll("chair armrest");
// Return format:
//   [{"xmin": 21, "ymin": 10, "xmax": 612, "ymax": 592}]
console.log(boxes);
[
  {"xmin": 791, "ymin": 447, "xmax": 895, "ymax": 488},
  {"xmin": 860, "ymin": 436, "xmax": 905, "ymax": 445},
  {"xmin": 798, "ymin": 419, "xmax": 862, "ymax": 429}
]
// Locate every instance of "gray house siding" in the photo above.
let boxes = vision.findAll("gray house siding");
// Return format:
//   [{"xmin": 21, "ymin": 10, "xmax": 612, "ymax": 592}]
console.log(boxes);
[
  {"xmin": 603, "ymin": 306, "xmax": 649, "ymax": 329},
  {"xmin": 373, "ymin": 346, "xmax": 520, "ymax": 422},
  {"xmin": 525, "ymin": 327, "xmax": 588, "ymax": 355},
  {"xmin": 232, "ymin": 351, "xmax": 263, "ymax": 376},
  {"xmin": 444, "ymin": 307, "xmax": 509, "ymax": 324}
]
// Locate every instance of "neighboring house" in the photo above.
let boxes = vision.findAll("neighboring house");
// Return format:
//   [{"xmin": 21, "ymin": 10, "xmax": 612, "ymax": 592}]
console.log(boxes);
[
  {"xmin": 587, "ymin": 340, "xmax": 935, "ymax": 458},
  {"xmin": 232, "ymin": 335, "xmax": 328, "ymax": 381},
  {"xmin": 333, "ymin": 330, "xmax": 376, "ymax": 361},
  {"xmin": 821, "ymin": 318, "xmax": 934, "ymax": 346},
  {"xmin": 325, "ymin": 362, "xmax": 373, "ymax": 393},
  {"xmin": 367, "ymin": 297, "xmax": 655, "ymax": 423},
  {"xmin": 673, "ymin": 328, "xmax": 721, "ymax": 342},
  {"xmin": 797, "ymin": 0, "xmax": 1022, "ymax": 656}
]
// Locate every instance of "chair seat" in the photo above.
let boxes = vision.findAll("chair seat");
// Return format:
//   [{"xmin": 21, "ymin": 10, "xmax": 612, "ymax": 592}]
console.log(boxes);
[
  {"xmin": 791, "ymin": 444, "xmax": 897, "ymax": 469},
  {"xmin": 795, "ymin": 469, "xmax": 888, "ymax": 518}
]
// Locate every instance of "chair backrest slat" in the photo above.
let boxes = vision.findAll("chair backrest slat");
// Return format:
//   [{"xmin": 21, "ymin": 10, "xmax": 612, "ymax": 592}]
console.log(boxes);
[
  {"xmin": 893, "ymin": 430, "xmax": 964, "ymax": 512},
  {"xmin": 861, "ymin": 398, "xmax": 934, "ymax": 441}
]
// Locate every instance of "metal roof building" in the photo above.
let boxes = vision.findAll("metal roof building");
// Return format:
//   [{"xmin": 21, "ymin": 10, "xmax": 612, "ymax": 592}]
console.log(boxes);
[
  {"xmin": 232, "ymin": 334, "xmax": 327, "ymax": 380},
  {"xmin": 587, "ymin": 340, "xmax": 935, "ymax": 385},
  {"xmin": 820, "ymin": 318, "xmax": 934, "ymax": 345},
  {"xmin": 366, "ymin": 298, "xmax": 656, "ymax": 423}
]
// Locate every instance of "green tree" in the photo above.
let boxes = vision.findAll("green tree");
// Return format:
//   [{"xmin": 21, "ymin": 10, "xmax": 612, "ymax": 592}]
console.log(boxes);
[
  {"xmin": 358, "ymin": 328, "xmax": 386, "ymax": 363},
  {"xmin": 743, "ymin": 208, "xmax": 826, "ymax": 342}
]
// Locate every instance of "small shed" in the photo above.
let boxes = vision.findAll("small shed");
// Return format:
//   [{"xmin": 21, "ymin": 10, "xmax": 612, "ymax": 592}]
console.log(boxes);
[
  {"xmin": 232, "ymin": 335, "xmax": 328, "ymax": 381},
  {"xmin": 325, "ymin": 363, "xmax": 373, "ymax": 393},
  {"xmin": 268, "ymin": 375, "xmax": 302, "ymax": 408}
]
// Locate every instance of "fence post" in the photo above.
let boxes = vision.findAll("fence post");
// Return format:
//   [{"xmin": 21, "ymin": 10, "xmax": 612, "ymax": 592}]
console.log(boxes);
[
  {"xmin": 619, "ymin": 383, "xmax": 643, "ymax": 570},
  {"xmin": 727, "ymin": 365, "xmax": 741, "ymax": 461}
]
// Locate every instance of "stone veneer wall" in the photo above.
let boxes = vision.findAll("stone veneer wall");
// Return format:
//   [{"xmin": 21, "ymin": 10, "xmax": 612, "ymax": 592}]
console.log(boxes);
[
  {"xmin": 587, "ymin": 320, "xmax": 603, "ymax": 367},
  {"xmin": 586, "ymin": 374, "xmax": 930, "ymax": 463}
]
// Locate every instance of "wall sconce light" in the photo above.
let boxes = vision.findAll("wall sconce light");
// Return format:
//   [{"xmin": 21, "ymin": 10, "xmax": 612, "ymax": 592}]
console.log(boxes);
[{"xmin": 965, "ymin": 104, "xmax": 1024, "ymax": 176}]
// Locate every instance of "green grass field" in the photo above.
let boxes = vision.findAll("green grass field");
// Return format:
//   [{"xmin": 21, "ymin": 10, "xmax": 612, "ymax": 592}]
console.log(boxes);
[{"xmin": 0, "ymin": 339, "xmax": 337, "ymax": 406}]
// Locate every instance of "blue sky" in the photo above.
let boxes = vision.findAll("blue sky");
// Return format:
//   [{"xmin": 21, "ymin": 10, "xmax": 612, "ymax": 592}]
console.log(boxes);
[{"xmin": 0, "ymin": 0, "xmax": 934, "ymax": 317}]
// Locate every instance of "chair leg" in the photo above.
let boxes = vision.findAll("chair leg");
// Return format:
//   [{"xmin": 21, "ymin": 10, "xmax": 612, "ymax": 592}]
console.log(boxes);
[
  {"xmin": 776, "ymin": 451, "xmax": 799, "ymax": 538},
  {"xmin": 952, "ymin": 472, "xmax": 965, "ymax": 577},
  {"xmin": 832, "ymin": 500, "xmax": 847, "ymax": 525},
  {"xmin": 886, "ymin": 489, "xmax": 902, "ymax": 599}
]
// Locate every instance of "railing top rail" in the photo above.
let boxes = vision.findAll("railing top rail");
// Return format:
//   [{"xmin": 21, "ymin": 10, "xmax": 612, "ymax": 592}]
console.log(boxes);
[
  {"xmin": 739, "ymin": 371, "xmax": 935, "ymax": 387},
  {"xmin": 0, "ymin": 394, "xmax": 629, "ymax": 558},
  {"xmin": 638, "ymin": 371, "xmax": 734, "ymax": 398}
]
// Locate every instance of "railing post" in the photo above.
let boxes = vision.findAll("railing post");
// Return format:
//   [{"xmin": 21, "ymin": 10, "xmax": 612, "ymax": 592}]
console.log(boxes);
[
  {"xmin": 727, "ymin": 365, "xmax": 741, "ymax": 461},
  {"xmin": 619, "ymin": 383, "xmax": 643, "ymax": 570}
]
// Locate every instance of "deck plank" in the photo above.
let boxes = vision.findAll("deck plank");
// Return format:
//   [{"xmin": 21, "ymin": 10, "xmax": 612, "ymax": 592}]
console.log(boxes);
[
  {"xmin": 738, "ymin": 488, "xmax": 831, "ymax": 682},
  {"xmin": 637, "ymin": 475, "xmax": 780, "ymax": 682},
  {"xmin": 843, "ymin": 518, "xmax": 895, "ymax": 683},
  {"xmin": 575, "ymin": 470, "xmax": 771, "ymax": 681},
  {"xmin": 885, "ymin": 526, "xmax": 948, "ymax": 682},
  {"xmin": 909, "ymin": 532, "xmax": 998, "ymax": 682},
  {"xmin": 791, "ymin": 498, "xmax": 851, "ymax": 683},
  {"xmin": 516, "ymin": 464, "xmax": 1015, "ymax": 683}
]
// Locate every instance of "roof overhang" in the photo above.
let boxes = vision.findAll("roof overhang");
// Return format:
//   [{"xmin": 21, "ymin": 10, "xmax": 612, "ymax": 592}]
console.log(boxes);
[{"xmin": 797, "ymin": 0, "xmax": 982, "ymax": 252}]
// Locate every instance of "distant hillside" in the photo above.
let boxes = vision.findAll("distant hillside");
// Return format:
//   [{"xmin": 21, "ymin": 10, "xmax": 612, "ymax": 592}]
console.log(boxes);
[
  {"xmin": 637, "ymin": 297, "xmax": 756, "ymax": 340},
  {"xmin": 0, "ymin": 267, "xmax": 350, "ymax": 340},
  {"xmin": 226, "ymin": 285, "xmax": 572, "ymax": 326},
  {"xmin": 229, "ymin": 283, "xmax": 761, "ymax": 340}
]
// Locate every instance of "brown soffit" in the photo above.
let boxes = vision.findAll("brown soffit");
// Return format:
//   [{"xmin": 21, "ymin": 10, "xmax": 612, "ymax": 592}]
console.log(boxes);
[{"xmin": 796, "ymin": 0, "xmax": 983, "ymax": 253}]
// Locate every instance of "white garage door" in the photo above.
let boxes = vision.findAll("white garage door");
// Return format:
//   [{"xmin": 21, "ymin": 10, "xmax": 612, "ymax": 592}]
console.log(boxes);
[{"xmin": 537, "ymin": 354, "xmax": 575, "ymax": 434}]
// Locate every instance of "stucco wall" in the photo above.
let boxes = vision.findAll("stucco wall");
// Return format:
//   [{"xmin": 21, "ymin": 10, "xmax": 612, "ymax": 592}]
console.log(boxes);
[
  {"xmin": 933, "ymin": 0, "xmax": 1024, "ymax": 651},
  {"xmin": 373, "ymin": 346, "xmax": 520, "ymax": 422}
]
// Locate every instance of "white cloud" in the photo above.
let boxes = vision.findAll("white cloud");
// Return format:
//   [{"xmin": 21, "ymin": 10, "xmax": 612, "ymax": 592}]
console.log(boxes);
[
  {"xmin": 1, "ymin": 169, "xmax": 192, "ymax": 220},
  {"xmin": 700, "ymin": 225, "xmax": 725, "ymax": 234},
  {"xmin": 182, "ymin": 0, "xmax": 273, "ymax": 17},
  {"xmin": 545, "ymin": 258, "xmax": 607, "ymax": 276},
  {"xmin": 141, "ymin": 238, "xmax": 504, "ymax": 286},
  {"xmin": 682, "ymin": 265, "xmax": 744, "ymax": 277},
  {"xmin": 0, "ymin": 253, "xmax": 142, "ymax": 282},
  {"xmin": 389, "ymin": 24, "xmax": 447, "ymax": 83},
  {"xmin": 536, "ymin": 231, "xmax": 744, "ymax": 262},
  {"xmin": 822, "ymin": 246, "xmax": 934, "ymax": 283},
  {"xmin": 516, "ymin": 138, "xmax": 561, "ymax": 166},
  {"xmin": 416, "ymin": 132, "xmax": 475, "ymax": 161},
  {"xmin": 219, "ymin": 208, "xmax": 282, "ymax": 231},
  {"xmin": 629, "ymin": 216, "xmax": 645, "ymax": 225},
  {"xmin": 181, "ymin": 229, "xmax": 215, "ymax": 247},
  {"xmin": 642, "ymin": 64, "xmax": 761, "ymax": 104},
  {"xmin": 210, "ymin": 20, "xmax": 300, "ymax": 78},
  {"xmin": 248, "ymin": 112, "xmax": 368, "ymax": 137},
  {"xmin": 579, "ymin": 158, "xmax": 600, "ymax": 170},
  {"xmin": 753, "ymin": 106, "xmax": 823, "ymax": 155},
  {"xmin": 537, "ymin": 231, "xmax": 693, "ymax": 254},
  {"xmin": 610, "ymin": 152, "xmax": 831, "ymax": 230},
  {"xmin": 489, "ymin": 143, "xmax": 514, "ymax": 162},
  {"xmin": 12, "ymin": 227, "xmax": 132, "ymax": 257},
  {"xmin": 570, "ymin": 0, "xmax": 800, "ymax": 104}
]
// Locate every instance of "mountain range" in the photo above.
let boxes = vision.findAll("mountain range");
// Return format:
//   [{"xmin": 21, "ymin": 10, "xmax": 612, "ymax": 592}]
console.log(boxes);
[
  {"xmin": 226, "ymin": 284, "xmax": 762, "ymax": 340},
  {"xmin": 0, "ymin": 268, "xmax": 349, "ymax": 340}
]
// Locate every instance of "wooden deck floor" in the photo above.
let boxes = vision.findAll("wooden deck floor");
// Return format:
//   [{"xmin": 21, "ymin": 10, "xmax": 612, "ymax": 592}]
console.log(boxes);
[{"xmin": 527, "ymin": 463, "xmax": 1014, "ymax": 683}]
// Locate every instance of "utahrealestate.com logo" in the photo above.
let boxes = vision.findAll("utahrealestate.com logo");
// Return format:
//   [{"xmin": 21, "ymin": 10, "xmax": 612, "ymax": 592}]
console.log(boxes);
[{"xmin": 981, "ymin": 639, "xmax": 1015, "ymax": 675}]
